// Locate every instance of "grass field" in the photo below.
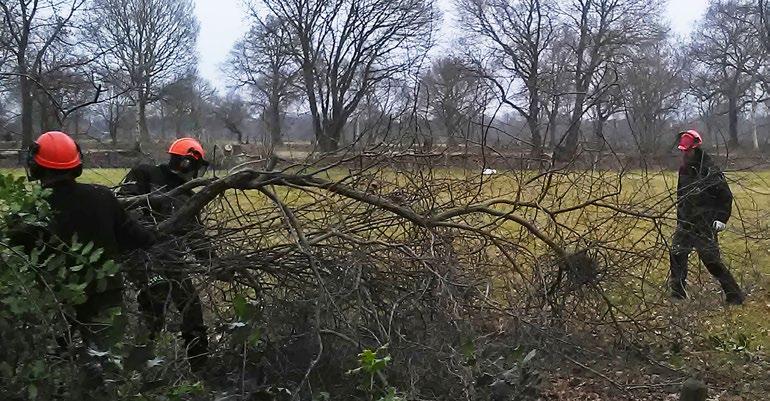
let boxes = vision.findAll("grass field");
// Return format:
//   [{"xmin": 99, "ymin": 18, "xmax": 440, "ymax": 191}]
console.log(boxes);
[{"xmin": 4, "ymin": 166, "xmax": 770, "ymax": 395}]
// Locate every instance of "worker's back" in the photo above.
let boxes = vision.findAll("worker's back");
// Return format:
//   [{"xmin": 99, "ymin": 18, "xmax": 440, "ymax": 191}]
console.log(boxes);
[
  {"xmin": 52, "ymin": 181, "xmax": 154, "ymax": 254},
  {"xmin": 12, "ymin": 180, "xmax": 155, "ymax": 263}
]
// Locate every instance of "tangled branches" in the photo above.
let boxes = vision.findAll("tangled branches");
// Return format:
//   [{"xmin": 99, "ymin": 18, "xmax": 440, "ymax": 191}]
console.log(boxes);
[{"xmin": 110, "ymin": 148, "xmax": 769, "ymax": 399}]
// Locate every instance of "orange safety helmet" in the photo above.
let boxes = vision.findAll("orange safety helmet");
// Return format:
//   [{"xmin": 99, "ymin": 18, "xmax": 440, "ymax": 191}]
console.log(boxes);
[
  {"xmin": 168, "ymin": 137, "xmax": 206, "ymax": 160},
  {"xmin": 29, "ymin": 131, "xmax": 82, "ymax": 169},
  {"xmin": 678, "ymin": 130, "xmax": 703, "ymax": 151}
]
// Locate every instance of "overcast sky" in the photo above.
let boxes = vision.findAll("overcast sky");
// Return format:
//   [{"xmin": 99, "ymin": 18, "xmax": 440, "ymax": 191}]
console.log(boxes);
[{"xmin": 194, "ymin": 0, "xmax": 711, "ymax": 91}]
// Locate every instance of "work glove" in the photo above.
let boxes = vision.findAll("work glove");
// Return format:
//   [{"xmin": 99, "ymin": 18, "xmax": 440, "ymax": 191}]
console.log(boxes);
[{"xmin": 713, "ymin": 221, "xmax": 727, "ymax": 232}]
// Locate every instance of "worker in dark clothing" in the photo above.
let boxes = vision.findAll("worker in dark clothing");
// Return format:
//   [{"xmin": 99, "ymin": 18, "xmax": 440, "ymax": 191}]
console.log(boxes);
[
  {"xmin": 9, "ymin": 131, "xmax": 156, "ymax": 394},
  {"xmin": 10, "ymin": 131, "xmax": 156, "ymax": 344},
  {"xmin": 117, "ymin": 137, "xmax": 211, "ymax": 370},
  {"xmin": 670, "ymin": 130, "xmax": 744, "ymax": 305}
]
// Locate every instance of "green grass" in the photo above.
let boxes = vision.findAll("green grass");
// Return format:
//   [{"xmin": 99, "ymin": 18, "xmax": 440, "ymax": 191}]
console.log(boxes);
[{"xmin": 4, "ymin": 166, "xmax": 770, "ymax": 383}]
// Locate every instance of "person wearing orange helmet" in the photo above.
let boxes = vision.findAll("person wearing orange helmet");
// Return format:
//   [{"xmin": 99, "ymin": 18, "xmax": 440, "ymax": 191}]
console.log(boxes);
[
  {"xmin": 9, "ymin": 131, "xmax": 156, "ymax": 386},
  {"xmin": 670, "ymin": 130, "xmax": 743, "ymax": 305},
  {"xmin": 117, "ymin": 137, "xmax": 211, "ymax": 370}
]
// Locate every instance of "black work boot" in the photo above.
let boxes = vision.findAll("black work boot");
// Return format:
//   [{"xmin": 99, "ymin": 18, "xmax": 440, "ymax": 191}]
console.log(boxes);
[
  {"xmin": 183, "ymin": 331, "xmax": 209, "ymax": 373},
  {"xmin": 669, "ymin": 278, "xmax": 688, "ymax": 300},
  {"xmin": 723, "ymin": 284, "xmax": 745, "ymax": 306},
  {"xmin": 717, "ymin": 275, "xmax": 744, "ymax": 306}
]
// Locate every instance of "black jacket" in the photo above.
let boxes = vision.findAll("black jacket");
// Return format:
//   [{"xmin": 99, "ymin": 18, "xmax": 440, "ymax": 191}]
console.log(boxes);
[
  {"xmin": 11, "ymin": 181, "xmax": 156, "ymax": 256},
  {"xmin": 8, "ymin": 180, "xmax": 157, "ymax": 292},
  {"xmin": 118, "ymin": 164, "xmax": 191, "ymax": 220},
  {"xmin": 118, "ymin": 164, "xmax": 213, "ymax": 260},
  {"xmin": 677, "ymin": 149, "xmax": 733, "ymax": 229}
]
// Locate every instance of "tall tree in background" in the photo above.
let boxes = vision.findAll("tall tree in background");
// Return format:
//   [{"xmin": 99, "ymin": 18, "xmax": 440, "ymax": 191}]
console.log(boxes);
[
  {"xmin": 0, "ymin": 0, "xmax": 87, "ymax": 146},
  {"xmin": 214, "ymin": 93, "xmax": 251, "ymax": 144},
  {"xmin": 622, "ymin": 42, "xmax": 686, "ymax": 154},
  {"xmin": 556, "ymin": 0, "xmax": 665, "ymax": 159},
  {"xmin": 419, "ymin": 57, "xmax": 486, "ymax": 148},
  {"xmin": 254, "ymin": 0, "xmax": 437, "ymax": 152},
  {"xmin": 690, "ymin": 0, "xmax": 764, "ymax": 148},
  {"xmin": 228, "ymin": 16, "xmax": 298, "ymax": 147},
  {"xmin": 457, "ymin": 0, "xmax": 555, "ymax": 154},
  {"xmin": 87, "ymin": 0, "xmax": 199, "ymax": 146},
  {"xmin": 160, "ymin": 73, "xmax": 215, "ymax": 140}
]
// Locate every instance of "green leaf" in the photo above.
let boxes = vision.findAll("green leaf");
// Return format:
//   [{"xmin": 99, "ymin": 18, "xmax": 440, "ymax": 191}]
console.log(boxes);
[
  {"xmin": 70, "ymin": 264, "xmax": 84, "ymax": 272},
  {"xmin": 89, "ymin": 248, "xmax": 104, "ymax": 263},
  {"xmin": 81, "ymin": 241, "xmax": 94, "ymax": 256},
  {"xmin": 377, "ymin": 387, "xmax": 402, "ymax": 401},
  {"xmin": 233, "ymin": 295, "xmax": 248, "ymax": 320},
  {"xmin": 70, "ymin": 237, "xmax": 82, "ymax": 252},
  {"xmin": 27, "ymin": 384, "xmax": 38, "ymax": 400},
  {"xmin": 102, "ymin": 260, "xmax": 118, "ymax": 276},
  {"xmin": 247, "ymin": 328, "xmax": 262, "ymax": 348}
]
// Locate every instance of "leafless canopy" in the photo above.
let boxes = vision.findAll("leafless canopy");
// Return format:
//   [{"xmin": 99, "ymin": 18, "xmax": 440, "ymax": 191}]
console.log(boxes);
[
  {"xmin": 253, "ymin": 0, "xmax": 438, "ymax": 151},
  {"xmin": 86, "ymin": 0, "xmax": 199, "ymax": 145}
]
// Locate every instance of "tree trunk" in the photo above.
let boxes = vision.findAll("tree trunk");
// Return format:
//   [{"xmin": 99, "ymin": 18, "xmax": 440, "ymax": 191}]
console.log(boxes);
[
  {"xmin": 74, "ymin": 111, "xmax": 80, "ymax": 137},
  {"xmin": 547, "ymin": 98, "xmax": 560, "ymax": 149},
  {"xmin": 559, "ymin": 91, "xmax": 586, "ymax": 160},
  {"xmin": 728, "ymin": 94, "xmax": 739, "ymax": 148},
  {"xmin": 752, "ymin": 98, "xmax": 759, "ymax": 150},
  {"xmin": 20, "ymin": 70, "xmax": 34, "ymax": 146},
  {"xmin": 160, "ymin": 104, "xmax": 167, "ymax": 138},
  {"xmin": 138, "ymin": 98, "xmax": 150, "ymax": 145},
  {"xmin": 39, "ymin": 94, "xmax": 51, "ymax": 132},
  {"xmin": 268, "ymin": 99, "xmax": 283, "ymax": 146},
  {"xmin": 528, "ymin": 83, "xmax": 543, "ymax": 155},
  {"xmin": 109, "ymin": 103, "xmax": 118, "ymax": 145},
  {"xmin": 319, "ymin": 119, "xmax": 341, "ymax": 152}
]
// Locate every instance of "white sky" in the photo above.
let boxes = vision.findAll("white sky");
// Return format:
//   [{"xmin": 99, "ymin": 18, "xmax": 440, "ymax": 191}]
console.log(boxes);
[{"xmin": 194, "ymin": 0, "xmax": 711, "ymax": 91}]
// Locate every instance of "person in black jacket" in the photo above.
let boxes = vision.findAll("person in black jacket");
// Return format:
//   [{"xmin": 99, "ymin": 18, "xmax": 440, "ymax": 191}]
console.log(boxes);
[
  {"xmin": 10, "ymin": 131, "xmax": 156, "ymax": 351},
  {"xmin": 117, "ymin": 137, "xmax": 211, "ymax": 370},
  {"xmin": 670, "ymin": 130, "xmax": 744, "ymax": 305}
]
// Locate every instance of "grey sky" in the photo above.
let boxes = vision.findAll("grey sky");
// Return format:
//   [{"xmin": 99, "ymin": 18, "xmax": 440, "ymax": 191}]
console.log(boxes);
[{"xmin": 194, "ymin": 0, "xmax": 711, "ymax": 91}]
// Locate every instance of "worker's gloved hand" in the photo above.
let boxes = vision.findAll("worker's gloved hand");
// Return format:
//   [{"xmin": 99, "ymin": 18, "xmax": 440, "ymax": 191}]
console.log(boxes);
[{"xmin": 713, "ymin": 221, "xmax": 727, "ymax": 232}]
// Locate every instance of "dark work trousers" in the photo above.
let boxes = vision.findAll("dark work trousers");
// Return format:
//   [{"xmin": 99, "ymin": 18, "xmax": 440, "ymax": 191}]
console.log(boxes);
[
  {"xmin": 136, "ymin": 269, "xmax": 209, "ymax": 369},
  {"xmin": 54, "ymin": 289, "xmax": 123, "ymax": 398},
  {"xmin": 669, "ymin": 224, "xmax": 743, "ymax": 303},
  {"xmin": 56, "ymin": 286, "xmax": 123, "ymax": 351},
  {"xmin": 72, "ymin": 288, "xmax": 123, "ymax": 348}
]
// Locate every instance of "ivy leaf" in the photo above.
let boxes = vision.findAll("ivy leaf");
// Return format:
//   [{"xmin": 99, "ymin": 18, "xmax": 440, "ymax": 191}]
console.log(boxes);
[
  {"xmin": 81, "ymin": 241, "xmax": 94, "ymax": 256},
  {"xmin": 89, "ymin": 248, "xmax": 104, "ymax": 264}
]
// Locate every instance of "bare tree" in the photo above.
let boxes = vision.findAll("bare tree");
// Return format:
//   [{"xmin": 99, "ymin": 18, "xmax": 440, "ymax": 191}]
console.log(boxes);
[
  {"xmin": 540, "ymin": 30, "xmax": 573, "ymax": 149},
  {"xmin": 457, "ymin": 0, "xmax": 555, "ymax": 154},
  {"xmin": 254, "ymin": 0, "xmax": 437, "ymax": 152},
  {"xmin": 228, "ymin": 16, "xmax": 298, "ymax": 148},
  {"xmin": 86, "ymin": 0, "xmax": 199, "ymax": 146},
  {"xmin": 689, "ymin": 0, "xmax": 764, "ymax": 148},
  {"xmin": 622, "ymin": 41, "xmax": 686, "ymax": 154},
  {"xmin": 97, "ymin": 92, "xmax": 131, "ymax": 145},
  {"xmin": 555, "ymin": 0, "xmax": 665, "ymax": 159},
  {"xmin": 584, "ymin": 59, "xmax": 624, "ymax": 150},
  {"xmin": 213, "ymin": 93, "xmax": 252, "ymax": 144},
  {"xmin": 419, "ymin": 57, "xmax": 486, "ymax": 149},
  {"xmin": 0, "ymin": 0, "xmax": 87, "ymax": 145},
  {"xmin": 160, "ymin": 73, "xmax": 214, "ymax": 140}
]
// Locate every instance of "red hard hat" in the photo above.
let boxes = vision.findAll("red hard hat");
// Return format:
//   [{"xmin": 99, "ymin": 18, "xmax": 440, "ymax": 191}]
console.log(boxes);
[
  {"xmin": 168, "ymin": 137, "xmax": 205, "ymax": 160},
  {"xmin": 32, "ymin": 131, "xmax": 82, "ymax": 169},
  {"xmin": 678, "ymin": 130, "xmax": 702, "ymax": 151}
]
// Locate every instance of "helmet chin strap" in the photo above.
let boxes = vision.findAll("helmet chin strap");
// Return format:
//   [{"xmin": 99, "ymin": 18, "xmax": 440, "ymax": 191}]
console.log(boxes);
[{"xmin": 24, "ymin": 165, "xmax": 35, "ymax": 182}]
